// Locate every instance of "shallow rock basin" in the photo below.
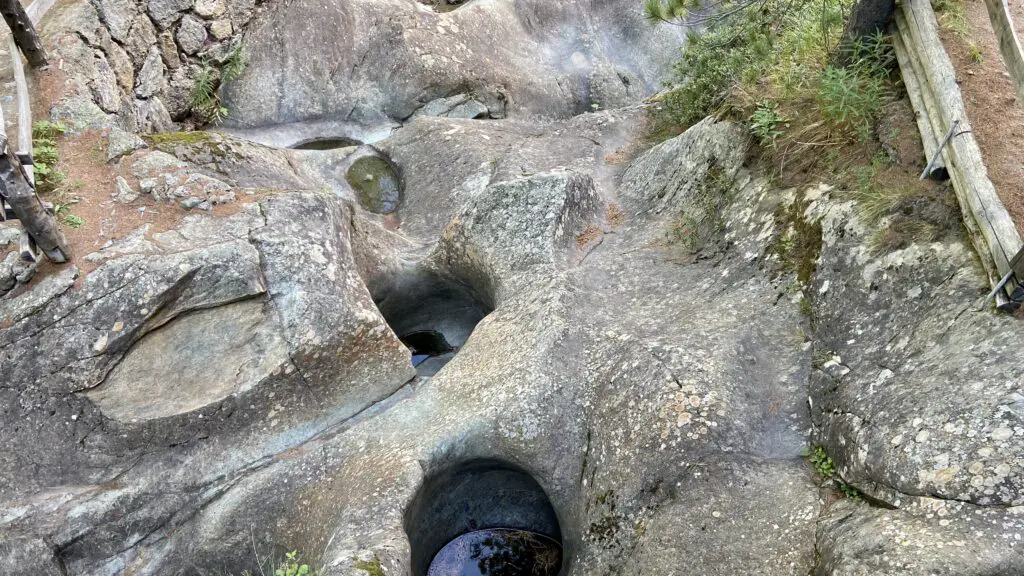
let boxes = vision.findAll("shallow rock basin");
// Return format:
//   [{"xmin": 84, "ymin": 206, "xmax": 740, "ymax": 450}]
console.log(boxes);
[
  {"xmin": 291, "ymin": 137, "xmax": 362, "ymax": 150},
  {"xmin": 346, "ymin": 155, "xmax": 402, "ymax": 214}
]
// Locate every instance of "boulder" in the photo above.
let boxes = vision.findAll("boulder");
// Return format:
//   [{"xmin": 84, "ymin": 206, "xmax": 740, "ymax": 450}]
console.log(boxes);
[
  {"xmin": 125, "ymin": 13, "xmax": 158, "ymax": 63},
  {"xmin": 91, "ymin": 0, "xmax": 137, "ymax": 42},
  {"xmin": 147, "ymin": 0, "xmax": 194, "ymax": 29},
  {"xmin": 90, "ymin": 51, "xmax": 122, "ymax": 113},
  {"xmin": 176, "ymin": 14, "xmax": 208, "ymax": 55},
  {"xmin": 112, "ymin": 176, "xmax": 139, "ymax": 203},
  {"xmin": 194, "ymin": 0, "xmax": 227, "ymax": 19},
  {"xmin": 106, "ymin": 126, "xmax": 148, "ymax": 161},
  {"xmin": 136, "ymin": 95, "xmax": 175, "ymax": 132},
  {"xmin": 158, "ymin": 31, "xmax": 182, "ymax": 68},
  {"xmin": 135, "ymin": 46, "xmax": 167, "ymax": 98},
  {"xmin": 226, "ymin": 0, "xmax": 255, "ymax": 29},
  {"xmin": 208, "ymin": 18, "xmax": 233, "ymax": 40},
  {"xmin": 816, "ymin": 499, "xmax": 1024, "ymax": 575},
  {"xmin": 223, "ymin": 0, "xmax": 684, "ymax": 127}
]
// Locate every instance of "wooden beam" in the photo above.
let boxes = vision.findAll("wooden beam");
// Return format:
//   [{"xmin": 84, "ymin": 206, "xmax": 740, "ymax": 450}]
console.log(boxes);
[
  {"xmin": 0, "ymin": 0, "xmax": 46, "ymax": 67},
  {"xmin": 983, "ymin": 0, "xmax": 1024, "ymax": 113},
  {"xmin": 892, "ymin": 28, "xmax": 950, "ymax": 180},
  {"xmin": 896, "ymin": 0, "xmax": 1023, "ymax": 287},
  {"xmin": 0, "ymin": 138, "xmax": 70, "ymax": 262},
  {"xmin": 9, "ymin": 34, "xmax": 31, "ymax": 158},
  {"xmin": 24, "ymin": 0, "xmax": 56, "ymax": 25}
]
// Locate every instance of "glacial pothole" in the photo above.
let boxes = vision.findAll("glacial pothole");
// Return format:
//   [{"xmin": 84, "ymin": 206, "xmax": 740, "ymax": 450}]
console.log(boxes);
[
  {"xmin": 290, "ymin": 137, "xmax": 362, "ymax": 150},
  {"xmin": 371, "ymin": 269, "xmax": 493, "ymax": 376},
  {"xmin": 344, "ymin": 150, "xmax": 403, "ymax": 215},
  {"xmin": 405, "ymin": 461, "xmax": 564, "ymax": 576}
]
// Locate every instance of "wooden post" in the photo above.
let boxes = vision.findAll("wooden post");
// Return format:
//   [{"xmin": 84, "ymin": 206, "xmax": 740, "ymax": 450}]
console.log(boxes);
[
  {"xmin": 895, "ymin": 0, "xmax": 1024, "ymax": 286},
  {"xmin": 983, "ymin": 0, "xmax": 1024, "ymax": 114},
  {"xmin": 0, "ymin": 0, "xmax": 46, "ymax": 68},
  {"xmin": 0, "ymin": 138, "xmax": 70, "ymax": 262}
]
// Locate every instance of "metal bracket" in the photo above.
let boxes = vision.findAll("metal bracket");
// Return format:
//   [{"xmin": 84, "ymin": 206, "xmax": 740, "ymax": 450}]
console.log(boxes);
[
  {"xmin": 18, "ymin": 230, "xmax": 38, "ymax": 263},
  {"xmin": 920, "ymin": 119, "xmax": 960, "ymax": 180}
]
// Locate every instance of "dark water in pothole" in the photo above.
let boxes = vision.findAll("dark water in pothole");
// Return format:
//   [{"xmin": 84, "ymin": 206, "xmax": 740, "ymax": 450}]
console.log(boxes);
[
  {"xmin": 427, "ymin": 0, "xmax": 468, "ymax": 12},
  {"xmin": 427, "ymin": 529, "xmax": 562, "ymax": 576},
  {"xmin": 290, "ymin": 137, "xmax": 362, "ymax": 150},
  {"xmin": 346, "ymin": 156, "xmax": 402, "ymax": 214},
  {"xmin": 402, "ymin": 330, "xmax": 456, "ymax": 367}
]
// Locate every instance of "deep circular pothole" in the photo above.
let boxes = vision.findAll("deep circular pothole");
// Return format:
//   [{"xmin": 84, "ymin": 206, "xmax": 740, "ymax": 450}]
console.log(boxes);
[
  {"xmin": 405, "ymin": 461, "xmax": 563, "ymax": 576},
  {"xmin": 290, "ymin": 137, "xmax": 362, "ymax": 150},
  {"xmin": 371, "ymin": 269, "xmax": 493, "ymax": 376},
  {"xmin": 344, "ymin": 151, "xmax": 403, "ymax": 215}
]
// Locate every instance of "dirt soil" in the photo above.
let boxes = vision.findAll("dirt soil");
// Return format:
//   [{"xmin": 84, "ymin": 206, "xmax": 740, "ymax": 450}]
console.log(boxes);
[
  {"xmin": 938, "ymin": 0, "xmax": 1024, "ymax": 237},
  {"xmin": 0, "ymin": 64, "xmax": 257, "ymax": 297}
]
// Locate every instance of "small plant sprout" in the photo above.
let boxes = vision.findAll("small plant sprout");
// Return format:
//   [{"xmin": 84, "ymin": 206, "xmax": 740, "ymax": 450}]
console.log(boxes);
[
  {"xmin": 748, "ymin": 100, "xmax": 787, "ymax": 148},
  {"xmin": 62, "ymin": 213, "xmax": 85, "ymax": 228},
  {"xmin": 968, "ymin": 43, "xmax": 983, "ymax": 63},
  {"xmin": 806, "ymin": 445, "xmax": 862, "ymax": 502},
  {"xmin": 189, "ymin": 43, "xmax": 248, "ymax": 125},
  {"xmin": 274, "ymin": 550, "xmax": 311, "ymax": 576}
]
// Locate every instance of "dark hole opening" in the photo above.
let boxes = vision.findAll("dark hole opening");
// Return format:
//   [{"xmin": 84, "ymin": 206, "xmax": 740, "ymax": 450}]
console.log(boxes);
[
  {"xmin": 372, "ymin": 269, "xmax": 493, "ymax": 377},
  {"xmin": 402, "ymin": 330, "xmax": 456, "ymax": 367},
  {"xmin": 405, "ymin": 461, "xmax": 563, "ymax": 576},
  {"xmin": 420, "ymin": 0, "xmax": 471, "ymax": 12},
  {"xmin": 290, "ymin": 137, "xmax": 362, "ymax": 150}
]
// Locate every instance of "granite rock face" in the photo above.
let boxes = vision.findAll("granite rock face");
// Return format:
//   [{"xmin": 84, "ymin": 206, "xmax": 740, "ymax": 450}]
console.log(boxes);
[
  {"xmin": 222, "ymin": 0, "xmax": 685, "ymax": 128},
  {"xmin": 4, "ymin": 0, "xmax": 1023, "ymax": 573}
]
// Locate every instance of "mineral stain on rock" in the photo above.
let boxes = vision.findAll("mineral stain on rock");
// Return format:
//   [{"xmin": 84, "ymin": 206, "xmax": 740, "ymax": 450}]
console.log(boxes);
[
  {"xmin": 427, "ymin": 529, "xmax": 562, "ymax": 576},
  {"xmin": 346, "ymin": 155, "xmax": 403, "ymax": 214}
]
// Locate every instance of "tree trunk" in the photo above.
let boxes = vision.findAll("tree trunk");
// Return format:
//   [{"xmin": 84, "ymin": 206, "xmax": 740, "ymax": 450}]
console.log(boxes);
[
  {"xmin": 837, "ymin": 0, "xmax": 895, "ymax": 64},
  {"xmin": 0, "ymin": 0, "xmax": 46, "ymax": 68}
]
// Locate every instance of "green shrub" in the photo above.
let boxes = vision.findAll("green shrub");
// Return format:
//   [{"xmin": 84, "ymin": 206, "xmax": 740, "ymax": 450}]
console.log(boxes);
[
  {"xmin": 748, "ymin": 100, "xmax": 787, "ymax": 148},
  {"xmin": 189, "ymin": 44, "xmax": 247, "ymax": 125},
  {"xmin": 806, "ymin": 445, "xmax": 862, "ymax": 501},
  {"xmin": 819, "ymin": 32, "xmax": 894, "ymax": 140},
  {"xmin": 661, "ymin": 10, "xmax": 776, "ymax": 126},
  {"xmin": 818, "ymin": 66, "xmax": 885, "ymax": 139},
  {"xmin": 653, "ymin": 0, "xmax": 898, "ymax": 151},
  {"xmin": 189, "ymin": 68, "xmax": 229, "ymax": 125},
  {"xmin": 274, "ymin": 551, "xmax": 311, "ymax": 576},
  {"xmin": 221, "ymin": 44, "xmax": 249, "ymax": 84},
  {"xmin": 31, "ymin": 120, "xmax": 67, "ymax": 193}
]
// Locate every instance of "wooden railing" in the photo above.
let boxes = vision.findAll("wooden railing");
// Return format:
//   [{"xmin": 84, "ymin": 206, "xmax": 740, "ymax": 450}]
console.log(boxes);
[
  {"xmin": 892, "ymin": 0, "xmax": 1024, "ymax": 309},
  {"xmin": 984, "ymin": 0, "xmax": 1024, "ymax": 112},
  {"xmin": 0, "ymin": 0, "xmax": 70, "ymax": 263}
]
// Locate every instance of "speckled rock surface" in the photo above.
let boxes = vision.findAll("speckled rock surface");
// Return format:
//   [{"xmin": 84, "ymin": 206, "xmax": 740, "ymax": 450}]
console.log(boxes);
[
  {"xmin": 222, "ymin": 0, "xmax": 685, "ymax": 128},
  {"xmin": 2, "ymin": 104, "xmax": 1022, "ymax": 575}
]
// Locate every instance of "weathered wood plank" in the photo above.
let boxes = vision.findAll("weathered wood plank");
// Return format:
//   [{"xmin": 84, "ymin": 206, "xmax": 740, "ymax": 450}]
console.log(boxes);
[
  {"xmin": 24, "ymin": 0, "xmax": 56, "ymax": 25},
  {"xmin": 983, "ymin": 0, "xmax": 1024, "ymax": 113},
  {"xmin": 896, "ymin": 0, "xmax": 1023, "ymax": 286},
  {"xmin": 0, "ymin": 0, "xmax": 46, "ymax": 67},
  {"xmin": 891, "ymin": 29, "xmax": 945, "ymax": 176},
  {"xmin": 0, "ymin": 138, "xmax": 70, "ymax": 262},
  {"xmin": 9, "ymin": 34, "xmax": 31, "ymax": 158}
]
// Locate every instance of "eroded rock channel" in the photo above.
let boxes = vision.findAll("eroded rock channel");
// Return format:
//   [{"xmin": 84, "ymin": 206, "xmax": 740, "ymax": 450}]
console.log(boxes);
[{"xmin": 0, "ymin": 0, "xmax": 1022, "ymax": 574}]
